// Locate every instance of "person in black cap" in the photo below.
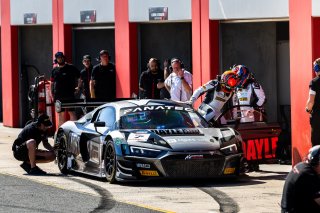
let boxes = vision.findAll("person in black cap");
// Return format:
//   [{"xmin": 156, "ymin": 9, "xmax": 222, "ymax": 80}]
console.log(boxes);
[
  {"xmin": 90, "ymin": 50, "xmax": 116, "ymax": 100},
  {"xmin": 281, "ymin": 145, "xmax": 320, "ymax": 212},
  {"xmin": 12, "ymin": 114, "xmax": 55, "ymax": 175},
  {"xmin": 51, "ymin": 51, "xmax": 81, "ymax": 126},
  {"xmin": 79, "ymin": 55, "xmax": 93, "ymax": 99}
]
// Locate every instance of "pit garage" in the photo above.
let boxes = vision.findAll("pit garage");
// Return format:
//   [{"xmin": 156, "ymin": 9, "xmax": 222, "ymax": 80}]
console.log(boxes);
[{"xmin": 18, "ymin": 26, "xmax": 53, "ymax": 126}]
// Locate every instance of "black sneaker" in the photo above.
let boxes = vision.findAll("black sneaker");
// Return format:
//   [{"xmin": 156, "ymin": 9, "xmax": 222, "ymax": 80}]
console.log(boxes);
[
  {"xmin": 20, "ymin": 161, "xmax": 31, "ymax": 173},
  {"xmin": 28, "ymin": 166, "xmax": 47, "ymax": 175}
]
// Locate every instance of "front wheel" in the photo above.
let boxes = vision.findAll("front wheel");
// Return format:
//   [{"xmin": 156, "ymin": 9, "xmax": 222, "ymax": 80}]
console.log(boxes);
[
  {"xmin": 104, "ymin": 140, "xmax": 117, "ymax": 183},
  {"xmin": 56, "ymin": 132, "xmax": 69, "ymax": 174}
]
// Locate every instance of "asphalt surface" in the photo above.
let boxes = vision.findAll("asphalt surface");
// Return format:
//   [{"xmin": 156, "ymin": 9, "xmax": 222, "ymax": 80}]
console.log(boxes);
[
  {"xmin": 0, "ymin": 173, "xmax": 160, "ymax": 213},
  {"xmin": 0, "ymin": 124, "xmax": 292, "ymax": 212}
]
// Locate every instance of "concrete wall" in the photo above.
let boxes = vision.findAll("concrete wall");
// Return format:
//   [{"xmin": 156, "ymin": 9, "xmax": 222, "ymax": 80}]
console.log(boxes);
[
  {"xmin": 139, "ymin": 23, "xmax": 192, "ymax": 74},
  {"xmin": 313, "ymin": 0, "xmax": 320, "ymax": 17},
  {"xmin": 129, "ymin": 0, "xmax": 191, "ymax": 22},
  {"xmin": 11, "ymin": 0, "xmax": 52, "ymax": 25},
  {"xmin": 19, "ymin": 26, "xmax": 53, "ymax": 125},
  {"xmin": 210, "ymin": 0, "xmax": 288, "ymax": 20},
  {"xmin": 64, "ymin": 0, "xmax": 114, "ymax": 24},
  {"xmin": 221, "ymin": 22, "xmax": 278, "ymax": 122},
  {"xmin": 72, "ymin": 29, "xmax": 115, "ymax": 70}
]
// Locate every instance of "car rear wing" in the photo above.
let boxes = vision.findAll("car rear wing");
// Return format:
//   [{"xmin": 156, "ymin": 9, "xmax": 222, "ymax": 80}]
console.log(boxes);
[{"xmin": 55, "ymin": 98, "xmax": 134, "ymax": 113}]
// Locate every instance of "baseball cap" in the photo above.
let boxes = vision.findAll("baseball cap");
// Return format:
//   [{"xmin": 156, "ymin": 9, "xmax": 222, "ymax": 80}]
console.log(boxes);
[
  {"xmin": 55, "ymin": 51, "xmax": 65, "ymax": 58},
  {"xmin": 37, "ymin": 114, "xmax": 53, "ymax": 127},
  {"xmin": 83, "ymin": 55, "xmax": 91, "ymax": 61}
]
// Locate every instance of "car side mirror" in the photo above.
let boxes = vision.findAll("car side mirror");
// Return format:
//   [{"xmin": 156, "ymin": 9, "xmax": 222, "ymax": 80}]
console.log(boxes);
[{"xmin": 94, "ymin": 121, "xmax": 106, "ymax": 134}]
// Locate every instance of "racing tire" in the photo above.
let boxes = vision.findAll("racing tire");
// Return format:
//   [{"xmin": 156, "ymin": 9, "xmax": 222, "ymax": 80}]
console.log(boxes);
[
  {"xmin": 56, "ymin": 132, "xmax": 69, "ymax": 175},
  {"xmin": 104, "ymin": 140, "xmax": 117, "ymax": 184}
]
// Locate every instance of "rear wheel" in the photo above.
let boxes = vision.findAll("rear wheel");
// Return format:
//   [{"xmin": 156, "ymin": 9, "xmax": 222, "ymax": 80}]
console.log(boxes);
[
  {"xmin": 104, "ymin": 140, "xmax": 117, "ymax": 183},
  {"xmin": 56, "ymin": 132, "xmax": 69, "ymax": 174}
]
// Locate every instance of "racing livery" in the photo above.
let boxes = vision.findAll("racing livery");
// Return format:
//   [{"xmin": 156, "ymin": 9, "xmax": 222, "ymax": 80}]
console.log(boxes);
[{"xmin": 54, "ymin": 99, "xmax": 243, "ymax": 183}]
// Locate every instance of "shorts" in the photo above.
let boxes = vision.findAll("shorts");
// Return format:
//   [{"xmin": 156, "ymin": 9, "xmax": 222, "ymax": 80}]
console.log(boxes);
[{"xmin": 12, "ymin": 139, "xmax": 45, "ymax": 162}]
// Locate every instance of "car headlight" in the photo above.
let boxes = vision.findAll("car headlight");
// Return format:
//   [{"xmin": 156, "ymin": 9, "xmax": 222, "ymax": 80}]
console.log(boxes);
[
  {"xmin": 220, "ymin": 144, "xmax": 238, "ymax": 155},
  {"xmin": 129, "ymin": 146, "xmax": 161, "ymax": 158}
]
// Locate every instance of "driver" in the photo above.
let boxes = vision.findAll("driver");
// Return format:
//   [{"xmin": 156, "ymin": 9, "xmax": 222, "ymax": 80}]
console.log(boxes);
[
  {"xmin": 232, "ymin": 65, "xmax": 266, "ymax": 123},
  {"xmin": 188, "ymin": 70, "xmax": 239, "ymax": 122}
]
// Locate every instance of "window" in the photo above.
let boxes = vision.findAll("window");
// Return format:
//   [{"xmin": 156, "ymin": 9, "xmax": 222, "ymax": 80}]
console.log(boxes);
[{"xmin": 96, "ymin": 107, "xmax": 115, "ymax": 127}]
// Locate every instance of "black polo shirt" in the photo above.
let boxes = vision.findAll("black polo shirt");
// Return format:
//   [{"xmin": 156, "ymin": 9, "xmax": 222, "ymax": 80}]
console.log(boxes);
[
  {"xmin": 91, "ymin": 63, "xmax": 116, "ymax": 100},
  {"xmin": 281, "ymin": 162, "xmax": 320, "ymax": 212},
  {"xmin": 309, "ymin": 76, "xmax": 320, "ymax": 113},
  {"xmin": 14, "ymin": 122, "xmax": 47, "ymax": 147},
  {"xmin": 139, "ymin": 69, "xmax": 164, "ymax": 99},
  {"xmin": 80, "ymin": 65, "xmax": 93, "ymax": 98},
  {"xmin": 51, "ymin": 64, "xmax": 80, "ymax": 100}
]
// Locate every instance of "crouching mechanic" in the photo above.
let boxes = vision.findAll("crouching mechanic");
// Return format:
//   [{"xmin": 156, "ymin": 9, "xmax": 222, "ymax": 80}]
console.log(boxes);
[
  {"xmin": 12, "ymin": 114, "xmax": 55, "ymax": 175},
  {"xmin": 281, "ymin": 145, "xmax": 320, "ymax": 213},
  {"xmin": 232, "ymin": 65, "xmax": 266, "ymax": 123},
  {"xmin": 188, "ymin": 70, "xmax": 239, "ymax": 122}
]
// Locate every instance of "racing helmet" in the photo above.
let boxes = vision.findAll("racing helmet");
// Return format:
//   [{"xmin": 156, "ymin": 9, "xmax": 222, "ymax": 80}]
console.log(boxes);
[
  {"xmin": 307, "ymin": 145, "xmax": 320, "ymax": 166},
  {"xmin": 313, "ymin": 58, "xmax": 320, "ymax": 73},
  {"xmin": 232, "ymin": 65, "xmax": 251, "ymax": 88},
  {"xmin": 220, "ymin": 70, "xmax": 239, "ymax": 92}
]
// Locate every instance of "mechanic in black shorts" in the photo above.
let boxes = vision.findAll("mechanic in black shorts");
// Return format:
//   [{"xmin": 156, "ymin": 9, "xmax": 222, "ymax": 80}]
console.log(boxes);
[
  {"xmin": 281, "ymin": 145, "xmax": 320, "ymax": 212},
  {"xmin": 90, "ymin": 50, "xmax": 116, "ymax": 100},
  {"xmin": 306, "ymin": 58, "xmax": 320, "ymax": 146},
  {"xmin": 12, "ymin": 114, "xmax": 55, "ymax": 175},
  {"xmin": 51, "ymin": 51, "xmax": 81, "ymax": 126}
]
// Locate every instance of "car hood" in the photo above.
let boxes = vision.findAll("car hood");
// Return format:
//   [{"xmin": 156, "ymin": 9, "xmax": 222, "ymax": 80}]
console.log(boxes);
[{"xmin": 121, "ymin": 128, "xmax": 226, "ymax": 151}]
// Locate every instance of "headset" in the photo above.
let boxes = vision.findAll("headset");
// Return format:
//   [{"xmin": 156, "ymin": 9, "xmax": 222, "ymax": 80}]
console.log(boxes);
[{"xmin": 169, "ymin": 57, "xmax": 184, "ymax": 72}]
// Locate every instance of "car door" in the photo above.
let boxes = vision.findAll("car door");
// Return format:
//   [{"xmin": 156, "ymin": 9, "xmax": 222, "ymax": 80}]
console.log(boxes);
[{"xmin": 80, "ymin": 106, "xmax": 116, "ymax": 175}]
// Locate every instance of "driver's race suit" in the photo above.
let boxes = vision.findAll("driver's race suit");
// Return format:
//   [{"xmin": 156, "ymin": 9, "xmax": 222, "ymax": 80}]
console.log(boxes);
[
  {"xmin": 190, "ymin": 80, "xmax": 233, "ymax": 122},
  {"xmin": 232, "ymin": 81, "xmax": 266, "ymax": 123}
]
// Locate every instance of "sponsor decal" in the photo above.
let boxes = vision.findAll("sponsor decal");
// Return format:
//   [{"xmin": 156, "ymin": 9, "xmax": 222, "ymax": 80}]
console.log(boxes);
[
  {"xmin": 242, "ymin": 137, "xmax": 278, "ymax": 161},
  {"xmin": 224, "ymin": 168, "xmax": 236, "ymax": 174},
  {"xmin": 122, "ymin": 105, "xmax": 193, "ymax": 115},
  {"xmin": 136, "ymin": 163, "xmax": 151, "ymax": 169},
  {"xmin": 127, "ymin": 133, "xmax": 150, "ymax": 142},
  {"xmin": 151, "ymin": 128, "xmax": 201, "ymax": 135},
  {"xmin": 139, "ymin": 170, "xmax": 159, "ymax": 176},
  {"xmin": 185, "ymin": 154, "xmax": 204, "ymax": 160},
  {"xmin": 215, "ymin": 96, "xmax": 227, "ymax": 102},
  {"xmin": 114, "ymin": 138, "xmax": 122, "ymax": 145}
]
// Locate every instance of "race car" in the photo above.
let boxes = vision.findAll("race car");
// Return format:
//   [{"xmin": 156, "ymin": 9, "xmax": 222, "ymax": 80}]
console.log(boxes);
[{"xmin": 54, "ymin": 99, "xmax": 243, "ymax": 183}]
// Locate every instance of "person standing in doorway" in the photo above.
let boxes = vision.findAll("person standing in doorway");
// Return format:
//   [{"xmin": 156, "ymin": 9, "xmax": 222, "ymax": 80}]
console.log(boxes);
[
  {"xmin": 79, "ymin": 55, "xmax": 93, "ymax": 99},
  {"xmin": 139, "ymin": 58, "xmax": 164, "ymax": 99},
  {"xmin": 164, "ymin": 58, "xmax": 192, "ymax": 102},
  {"xmin": 306, "ymin": 58, "xmax": 320, "ymax": 147},
  {"xmin": 90, "ymin": 50, "xmax": 116, "ymax": 100},
  {"xmin": 51, "ymin": 52, "xmax": 80, "ymax": 126}
]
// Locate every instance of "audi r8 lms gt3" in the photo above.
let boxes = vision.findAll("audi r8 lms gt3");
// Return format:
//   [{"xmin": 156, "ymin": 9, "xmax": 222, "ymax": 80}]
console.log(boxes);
[{"xmin": 54, "ymin": 99, "xmax": 243, "ymax": 183}]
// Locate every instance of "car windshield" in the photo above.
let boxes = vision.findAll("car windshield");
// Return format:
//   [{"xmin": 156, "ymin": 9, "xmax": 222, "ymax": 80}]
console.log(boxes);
[{"xmin": 120, "ymin": 109, "xmax": 208, "ymax": 129}]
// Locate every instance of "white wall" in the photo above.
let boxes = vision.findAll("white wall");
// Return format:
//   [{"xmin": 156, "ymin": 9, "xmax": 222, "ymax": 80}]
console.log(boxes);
[
  {"xmin": 64, "ymin": 0, "xmax": 114, "ymax": 24},
  {"xmin": 313, "ymin": 0, "xmax": 320, "ymax": 17},
  {"xmin": 11, "ymin": 0, "xmax": 52, "ymax": 25},
  {"xmin": 129, "ymin": 0, "xmax": 191, "ymax": 22},
  {"xmin": 209, "ymin": 0, "xmax": 288, "ymax": 20}
]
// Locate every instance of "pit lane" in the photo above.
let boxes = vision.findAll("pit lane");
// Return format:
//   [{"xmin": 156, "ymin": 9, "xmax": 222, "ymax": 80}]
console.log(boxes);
[{"xmin": 0, "ymin": 124, "xmax": 291, "ymax": 212}]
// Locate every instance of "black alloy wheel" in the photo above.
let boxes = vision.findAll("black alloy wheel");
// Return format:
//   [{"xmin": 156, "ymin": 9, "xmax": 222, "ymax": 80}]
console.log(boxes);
[
  {"xmin": 104, "ymin": 140, "xmax": 117, "ymax": 183},
  {"xmin": 56, "ymin": 132, "xmax": 69, "ymax": 174}
]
